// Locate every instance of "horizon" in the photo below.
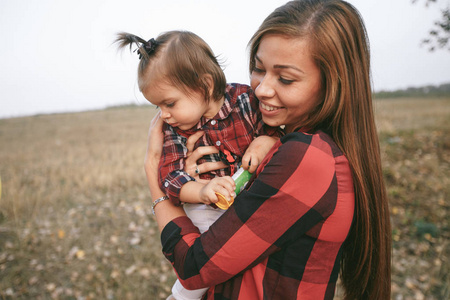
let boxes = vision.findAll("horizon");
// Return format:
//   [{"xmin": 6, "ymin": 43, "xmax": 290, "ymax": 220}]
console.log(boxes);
[{"xmin": 1, "ymin": 81, "xmax": 448, "ymax": 120}]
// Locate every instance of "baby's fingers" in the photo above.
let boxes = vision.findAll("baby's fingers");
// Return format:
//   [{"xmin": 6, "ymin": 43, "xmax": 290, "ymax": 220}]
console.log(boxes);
[
  {"xmin": 219, "ymin": 177, "xmax": 236, "ymax": 195},
  {"xmin": 209, "ymin": 177, "xmax": 235, "ymax": 201},
  {"xmin": 247, "ymin": 155, "xmax": 259, "ymax": 173},
  {"xmin": 241, "ymin": 152, "xmax": 251, "ymax": 171},
  {"xmin": 213, "ymin": 186, "xmax": 234, "ymax": 203}
]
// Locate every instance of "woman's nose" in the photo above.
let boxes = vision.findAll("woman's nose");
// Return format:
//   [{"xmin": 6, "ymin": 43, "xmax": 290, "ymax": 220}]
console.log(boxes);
[{"xmin": 254, "ymin": 75, "xmax": 275, "ymax": 99}]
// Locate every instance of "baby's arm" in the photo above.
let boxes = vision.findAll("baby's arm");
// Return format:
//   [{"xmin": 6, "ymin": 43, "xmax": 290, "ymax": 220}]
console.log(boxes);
[
  {"xmin": 178, "ymin": 135, "xmax": 278, "ymax": 204},
  {"xmin": 180, "ymin": 177, "xmax": 235, "ymax": 205},
  {"xmin": 241, "ymin": 136, "xmax": 279, "ymax": 173}
]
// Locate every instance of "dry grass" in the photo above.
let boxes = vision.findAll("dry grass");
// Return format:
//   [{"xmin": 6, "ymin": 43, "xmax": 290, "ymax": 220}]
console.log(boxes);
[
  {"xmin": 0, "ymin": 98, "xmax": 449, "ymax": 299},
  {"xmin": 0, "ymin": 106, "xmax": 175, "ymax": 299},
  {"xmin": 374, "ymin": 97, "xmax": 449, "ymax": 300}
]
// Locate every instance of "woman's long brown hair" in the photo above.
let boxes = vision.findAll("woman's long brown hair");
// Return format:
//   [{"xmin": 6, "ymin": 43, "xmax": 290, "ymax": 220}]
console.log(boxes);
[{"xmin": 249, "ymin": 1, "xmax": 391, "ymax": 299}]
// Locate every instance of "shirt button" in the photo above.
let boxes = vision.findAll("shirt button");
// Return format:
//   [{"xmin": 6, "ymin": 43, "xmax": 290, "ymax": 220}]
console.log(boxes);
[
  {"xmin": 216, "ymin": 141, "xmax": 221, "ymax": 146},
  {"xmin": 164, "ymin": 181, "xmax": 169, "ymax": 187},
  {"xmin": 211, "ymin": 120, "xmax": 217, "ymax": 125}
]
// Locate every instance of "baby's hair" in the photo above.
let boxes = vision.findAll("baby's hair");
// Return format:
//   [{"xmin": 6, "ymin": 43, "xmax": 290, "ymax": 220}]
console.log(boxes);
[{"xmin": 115, "ymin": 31, "xmax": 226, "ymax": 103}]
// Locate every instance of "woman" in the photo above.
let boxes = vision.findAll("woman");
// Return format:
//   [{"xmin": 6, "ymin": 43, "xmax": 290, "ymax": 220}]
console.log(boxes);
[{"xmin": 145, "ymin": 0, "xmax": 391, "ymax": 299}]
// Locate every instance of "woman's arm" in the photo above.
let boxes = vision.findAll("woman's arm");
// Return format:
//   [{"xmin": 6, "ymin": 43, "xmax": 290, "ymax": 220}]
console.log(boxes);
[
  {"xmin": 148, "ymin": 162, "xmax": 185, "ymax": 232},
  {"xmin": 144, "ymin": 113, "xmax": 186, "ymax": 232},
  {"xmin": 161, "ymin": 132, "xmax": 349, "ymax": 289}
]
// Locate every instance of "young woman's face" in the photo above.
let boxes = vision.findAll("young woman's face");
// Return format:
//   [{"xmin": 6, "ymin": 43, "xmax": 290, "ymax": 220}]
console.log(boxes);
[
  {"xmin": 143, "ymin": 81, "xmax": 210, "ymax": 131},
  {"xmin": 250, "ymin": 34, "xmax": 322, "ymax": 133}
]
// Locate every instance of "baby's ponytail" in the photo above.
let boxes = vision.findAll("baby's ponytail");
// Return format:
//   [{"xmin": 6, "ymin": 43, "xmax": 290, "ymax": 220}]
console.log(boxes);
[
  {"xmin": 115, "ymin": 32, "xmax": 162, "ymax": 87},
  {"xmin": 115, "ymin": 32, "xmax": 146, "ymax": 53}
]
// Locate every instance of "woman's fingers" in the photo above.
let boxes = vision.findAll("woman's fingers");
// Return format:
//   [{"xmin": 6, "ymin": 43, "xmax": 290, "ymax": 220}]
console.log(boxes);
[
  {"xmin": 197, "ymin": 161, "xmax": 228, "ymax": 174},
  {"xmin": 145, "ymin": 111, "xmax": 164, "ymax": 167},
  {"xmin": 184, "ymin": 146, "xmax": 223, "ymax": 174},
  {"xmin": 144, "ymin": 111, "xmax": 165, "ymax": 194},
  {"xmin": 187, "ymin": 161, "xmax": 228, "ymax": 181},
  {"xmin": 186, "ymin": 131, "xmax": 205, "ymax": 154},
  {"xmin": 148, "ymin": 110, "xmax": 163, "ymax": 139},
  {"xmin": 187, "ymin": 146, "xmax": 220, "ymax": 162},
  {"xmin": 186, "ymin": 164, "xmax": 200, "ymax": 178}
]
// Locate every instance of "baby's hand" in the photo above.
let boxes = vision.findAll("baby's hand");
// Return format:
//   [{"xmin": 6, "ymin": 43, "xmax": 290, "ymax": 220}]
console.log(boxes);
[
  {"xmin": 242, "ymin": 136, "xmax": 278, "ymax": 173},
  {"xmin": 199, "ymin": 177, "xmax": 236, "ymax": 204}
]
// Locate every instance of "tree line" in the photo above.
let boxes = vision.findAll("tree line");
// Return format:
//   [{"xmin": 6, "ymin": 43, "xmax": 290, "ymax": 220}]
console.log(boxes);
[
  {"xmin": 413, "ymin": 0, "xmax": 450, "ymax": 52},
  {"xmin": 374, "ymin": 82, "xmax": 450, "ymax": 98}
]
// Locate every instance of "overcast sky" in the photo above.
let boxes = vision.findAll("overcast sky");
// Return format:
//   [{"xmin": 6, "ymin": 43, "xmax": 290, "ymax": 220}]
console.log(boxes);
[{"xmin": 1, "ymin": 0, "xmax": 449, "ymax": 119}]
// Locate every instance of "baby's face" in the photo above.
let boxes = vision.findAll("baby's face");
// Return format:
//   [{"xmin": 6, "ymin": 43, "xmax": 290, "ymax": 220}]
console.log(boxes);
[{"xmin": 143, "ymin": 81, "xmax": 208, "ymax": 131}]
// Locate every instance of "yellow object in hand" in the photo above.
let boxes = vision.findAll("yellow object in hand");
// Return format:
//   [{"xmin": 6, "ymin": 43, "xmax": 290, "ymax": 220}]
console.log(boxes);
[
  {"xmin": 215, "ymin": 192, "xmax": 234, "ymax": 210},
  {"xmin": 214, "ymin": 167, "xmax": 253, "ymax": 210}
]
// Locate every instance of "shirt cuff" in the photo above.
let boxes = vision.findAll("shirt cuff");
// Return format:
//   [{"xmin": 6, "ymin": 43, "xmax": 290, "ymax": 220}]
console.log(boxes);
[{"xmin": 161, "ymin": 216, "xmax": 200, "ymax": 256}]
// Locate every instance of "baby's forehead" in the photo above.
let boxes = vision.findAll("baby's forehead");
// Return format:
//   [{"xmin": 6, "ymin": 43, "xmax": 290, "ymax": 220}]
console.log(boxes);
[{"xmin": 143, "ymin": 77, "xmax": 187, "ymax": 98}]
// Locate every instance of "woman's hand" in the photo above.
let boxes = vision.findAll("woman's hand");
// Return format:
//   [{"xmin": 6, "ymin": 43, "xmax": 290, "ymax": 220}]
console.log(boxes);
[
  {"xmin": 184, "ymin": 131, "xmax": 228, "ymax": 183},
  {"xmin": 144, "ymin": 111, "xmax": 165, "ymax": 197},
  {"xmin": 144, "ymin": 111, "xmax": 185, "ymax": 231},
  {"xmin": 241, "ymin": 136, "xmax": 278, "ymax": 173},
  {"xmin": 144, "ymin": 111, "xmax": 164, "ymax": 172}
]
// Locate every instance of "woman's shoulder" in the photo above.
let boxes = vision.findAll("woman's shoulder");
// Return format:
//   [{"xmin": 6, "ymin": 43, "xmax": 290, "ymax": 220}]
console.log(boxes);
[
  {"xmin": 258, "ymin": 130, "xmax": 333, "ymax": 168},
  {"xmin": 278, "ymin": 130, "xmax": 344, "ymax": 161}
]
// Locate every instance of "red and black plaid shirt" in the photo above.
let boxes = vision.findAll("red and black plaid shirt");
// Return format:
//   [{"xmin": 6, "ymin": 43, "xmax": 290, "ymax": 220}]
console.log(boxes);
[
  {"xmin": 161, "ymin": 130, "xmax": 355, "ymax": 299},
  {"xmin": 158, "ymin": 83, "xmax": 280, "ymax": 205}
]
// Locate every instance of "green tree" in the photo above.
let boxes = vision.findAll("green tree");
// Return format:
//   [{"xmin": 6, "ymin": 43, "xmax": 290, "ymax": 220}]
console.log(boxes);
[{"xmin": 413, "ymin": 0, "xmax": 450, "ymax": 51}]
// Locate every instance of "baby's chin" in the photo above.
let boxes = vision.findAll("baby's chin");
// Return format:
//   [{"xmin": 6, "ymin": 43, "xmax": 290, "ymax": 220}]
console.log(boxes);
[{"xmin": 176, "ymin": 123, "xmax": 196, "ymax": 131}]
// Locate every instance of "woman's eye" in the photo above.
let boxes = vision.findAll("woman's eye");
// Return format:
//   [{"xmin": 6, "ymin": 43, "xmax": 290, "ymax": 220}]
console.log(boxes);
[{"xmin": 279, "ymin": 77, "xmax": 294, "ymax": 85}]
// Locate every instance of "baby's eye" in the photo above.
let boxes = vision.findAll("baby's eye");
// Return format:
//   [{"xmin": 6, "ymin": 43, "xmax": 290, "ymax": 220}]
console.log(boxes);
[{"xmin": 166, "ymin": 102, "xmax": 175, "ymax": 108}]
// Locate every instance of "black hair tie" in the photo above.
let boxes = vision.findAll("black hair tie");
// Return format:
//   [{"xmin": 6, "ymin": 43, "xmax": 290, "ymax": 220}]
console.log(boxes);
[{"xmin": 136, "ymin": 38, "xmax": 159, "ymax": 59}]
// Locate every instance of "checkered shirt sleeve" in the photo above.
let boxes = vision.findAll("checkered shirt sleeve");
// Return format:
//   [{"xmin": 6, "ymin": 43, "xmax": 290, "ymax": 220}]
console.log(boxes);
[{"xmin": 160, "ymin": 130, "xmax": 355, "ymax": 299}]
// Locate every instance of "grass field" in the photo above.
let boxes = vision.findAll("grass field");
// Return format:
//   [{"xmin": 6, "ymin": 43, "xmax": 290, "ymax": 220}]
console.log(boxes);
[{"xmin": 0, "ymin": 98, "xmax": 449, "ymax": 299}]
